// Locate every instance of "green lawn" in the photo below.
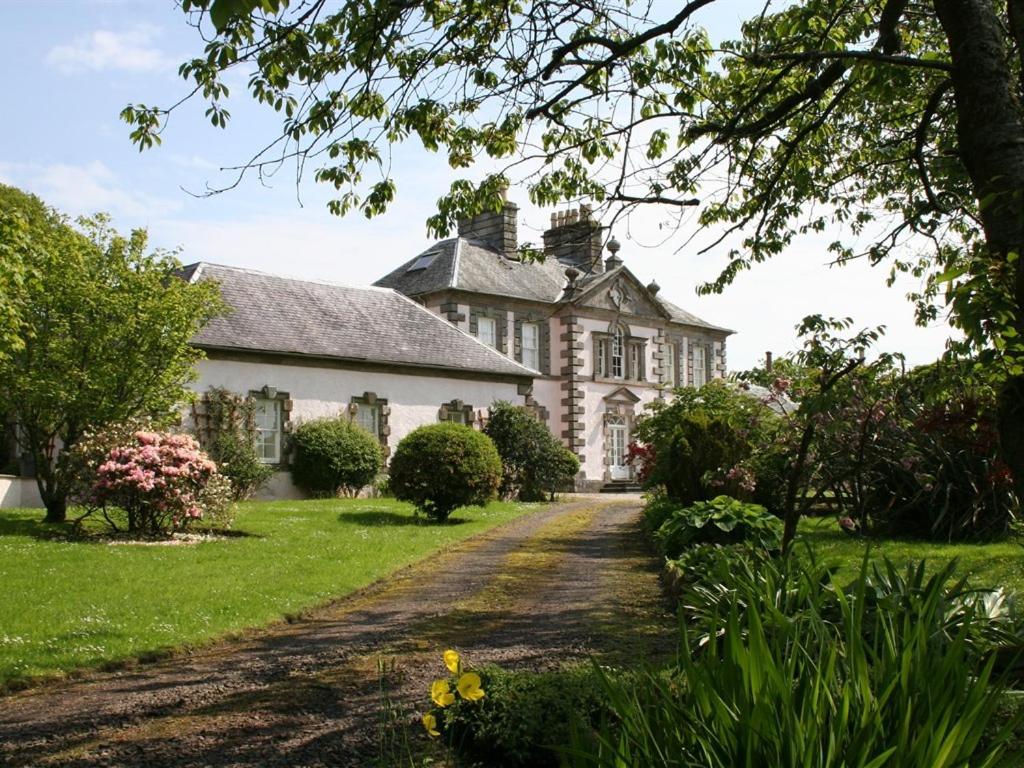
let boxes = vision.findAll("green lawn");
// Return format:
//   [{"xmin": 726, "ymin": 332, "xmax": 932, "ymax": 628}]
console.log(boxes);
[
  {"xmin": 798, "ymin": 516, "xmax": 1024, "ymax": 593},
  {"xmin": 0, "ymin": 497, "xmax": 534, "ymax": 688}
]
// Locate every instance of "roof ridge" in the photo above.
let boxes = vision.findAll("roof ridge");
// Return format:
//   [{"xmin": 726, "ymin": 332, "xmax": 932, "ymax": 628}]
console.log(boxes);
[{"xmin": 196, "ymin": 261, "xmax": 399, "ymax": 295}]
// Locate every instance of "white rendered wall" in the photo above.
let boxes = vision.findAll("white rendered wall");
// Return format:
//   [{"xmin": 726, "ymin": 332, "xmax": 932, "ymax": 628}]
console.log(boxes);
[
  {"xmin": 192, "ymin": 357, "xmax": 526, "ymax": 500},
  {"xmin": 0, "ymin": 475, "xmax": 44, "ymax": 510}
]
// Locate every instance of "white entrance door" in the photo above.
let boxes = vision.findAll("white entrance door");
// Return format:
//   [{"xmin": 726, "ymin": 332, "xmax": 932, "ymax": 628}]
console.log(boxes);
[{"xmin": 609, "ymin": 421, "xmax": 630, "ymax": 481}]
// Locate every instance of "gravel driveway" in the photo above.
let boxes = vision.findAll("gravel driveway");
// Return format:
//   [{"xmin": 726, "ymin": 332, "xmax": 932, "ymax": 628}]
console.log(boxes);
[{"xmin": 0, "ymin": 494, "xmax": 674, "ymax": 767}]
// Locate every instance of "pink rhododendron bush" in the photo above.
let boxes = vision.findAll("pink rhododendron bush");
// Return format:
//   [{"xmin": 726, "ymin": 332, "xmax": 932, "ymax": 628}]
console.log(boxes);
[{"xmin": 66, "ymin": 421, "xmax": 234, "ymax": 536}]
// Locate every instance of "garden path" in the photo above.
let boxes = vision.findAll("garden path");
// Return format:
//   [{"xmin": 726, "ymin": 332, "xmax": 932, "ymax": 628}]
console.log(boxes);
[{"xmin": 0, "ymin": 494, "xmax": 674, "ymax": 767}]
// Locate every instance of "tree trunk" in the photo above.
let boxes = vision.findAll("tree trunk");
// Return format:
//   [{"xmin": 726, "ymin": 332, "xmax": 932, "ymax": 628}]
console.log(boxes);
[{"xmin": 934, "ymin": 0, "xmax": 1024, "ymax": 493}]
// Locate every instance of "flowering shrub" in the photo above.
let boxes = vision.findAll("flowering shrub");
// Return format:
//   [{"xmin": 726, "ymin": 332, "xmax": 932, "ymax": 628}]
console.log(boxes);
[
  {"xmin": 81, "ymin": 428, "xmax": 232, "ymax": 536},
  {"xmin": 421, "ymin": 649, "xmax": 487, "ymax": 743},
  {"xmin": 633, "ymin": 381, "xmax": 778, "ymax": 506}
]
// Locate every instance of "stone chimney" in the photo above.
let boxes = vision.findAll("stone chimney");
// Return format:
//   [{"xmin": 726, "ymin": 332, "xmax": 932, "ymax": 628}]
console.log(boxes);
[
  {"xmin": 457, "ymin": 193, "xmax": 519, "ymax": 258},
  {"xmin": 543, "ymin": 204, "xmax": 604, "ymax": 273}
]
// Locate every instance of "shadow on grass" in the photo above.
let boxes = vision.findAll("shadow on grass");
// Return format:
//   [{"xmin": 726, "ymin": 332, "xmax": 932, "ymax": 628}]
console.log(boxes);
[
  {"xmin": 338, "ymin": 510, "xmax": 469, "ymax": 527},
  {"xmin": 0, "ymin": 512, "xmax": 259, "ymax": 544},
  {"xmin": 0, "ymin": 514, "xmax": 69, "ymax": 541}
]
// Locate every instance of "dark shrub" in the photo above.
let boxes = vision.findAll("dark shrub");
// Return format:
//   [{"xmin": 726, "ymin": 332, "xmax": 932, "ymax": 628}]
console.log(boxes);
[
  {"xmin": 209, "ymin": 431, "xmax": 273, "ymax": 500},
  {"xmin": 867, "ymin": 387, "xmax": 1018, "ymax": 540},
  {"xmin": 654, "ymin": 495, "xmax": 783, "ymax": 559},
  {"xmin": 290, "ymin": 416, "xmax": 382, "ymax": 497},
  {"xmin": 389, "ymin": 422, "xmax": 501, "ymax": 521},
  {"xmin": 483, "ymin": 401, "xmax": 579, "ymax": 500},
  {"xmin": 444, "ymin": 665, "xmax": 611, "ymax": 767}
]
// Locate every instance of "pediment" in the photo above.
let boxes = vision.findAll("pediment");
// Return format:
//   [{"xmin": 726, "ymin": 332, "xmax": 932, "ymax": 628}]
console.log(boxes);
[
  {"xmin": 576, "ymin": 270, "xmax": 670, "ymax": 319},
  {"xmin": 603, "ymin": 386, "xmax": 641, "ymax": 404}
]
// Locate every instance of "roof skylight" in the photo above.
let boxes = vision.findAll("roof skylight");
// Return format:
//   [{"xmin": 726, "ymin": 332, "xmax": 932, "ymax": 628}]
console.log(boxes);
[{"xmin": 406, "ymin": 252, "xmax": 437, "ymax": 272}]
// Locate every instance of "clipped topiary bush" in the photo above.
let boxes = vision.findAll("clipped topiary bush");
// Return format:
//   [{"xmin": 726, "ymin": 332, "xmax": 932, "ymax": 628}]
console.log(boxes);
[
  {"xmin": 290, "ymin": 416, "xmax": 383, "ymax": 497},
  {"xmin": 655, "ymin": 495, "xmax": 783, "ymax": 559},
  {"xmin": 389, "ymin": 422, "xmax": 501, "ymax": 521}
]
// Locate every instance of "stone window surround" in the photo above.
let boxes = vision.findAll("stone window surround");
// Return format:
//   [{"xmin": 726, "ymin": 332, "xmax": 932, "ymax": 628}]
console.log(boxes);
[
  {"xmin": 438, "ymin": 399, "xmax": 477, "ymax": 425},
  {"xmin": 592, "ymin": 323, "xmax": 647, "ymax": 383},
  {"xmin": 247, "ymin": 386, "xmax": 293, "ymax": 469},
  {"xmin": 349, "ymin": 391, "xmax": 392, "ymax": 457},
  {"xmin": 512, "ymin": 311, "xmax": 551, "ymax": 375},
  {"xmin": 468, "ymin": 306, "xmax": 509, "ymax": 354}
]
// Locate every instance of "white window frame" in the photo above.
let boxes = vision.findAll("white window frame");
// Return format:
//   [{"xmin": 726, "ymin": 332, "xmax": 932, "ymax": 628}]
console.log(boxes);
[
  {"xmin": 353, "ymin": 401, "xmax": 381, "ymax": 438},
  {"xmin": 664, "ymin": 341, "xmax": 676, "ymax": 387},
  {"xmin": 692, "ymin": 345, "xmax": 707, "ymax": 388},
  {"xmin": 477, "ymin": 316, "xmax": 497, "ymax": 348},
  {"xmin": 629, "ymin": 344, "xmax": 641, "ymax": 381},
  {"xmin": 253, "ymin": 397, "xmax": 282, "ymax": 464},
  {"xmin": 611, "ymin": 325, "xmax": 625, "ymax": 379},
  {"xmin": 521, "ymin": 322, "xmax": 540, "ymax": 370}
]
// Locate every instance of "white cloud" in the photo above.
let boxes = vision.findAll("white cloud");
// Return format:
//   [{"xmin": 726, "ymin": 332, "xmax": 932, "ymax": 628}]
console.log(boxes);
[
  {"xmin": 46, "ymin": 25, "xmax": 173, "ymax": 75},
  {"xmin": 0, "ymin": 160, "xmax": 182, "ymax": 220}
]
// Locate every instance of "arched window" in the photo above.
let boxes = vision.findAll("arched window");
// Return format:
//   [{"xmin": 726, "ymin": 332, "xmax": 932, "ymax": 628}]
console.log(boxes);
[{"xmin": 611, "ymin": 324, "xmax": 626, "ymax": 379}]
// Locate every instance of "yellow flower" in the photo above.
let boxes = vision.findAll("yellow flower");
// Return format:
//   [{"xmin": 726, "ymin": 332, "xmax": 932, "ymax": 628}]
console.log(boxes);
[
  {"xmin": 444, "ymin": 649, "xmax": 461, "ymax": 674},
  {"xmin": 431, "ymin": 678, "xmax": 455, "ymax": 707},
  {"xmin": 422, "ymin": 712, "xmax": 440, "ymax": 738},
  {"xmin": 457, "ymin": 672, "xmax": 485, "ymax": 701}
]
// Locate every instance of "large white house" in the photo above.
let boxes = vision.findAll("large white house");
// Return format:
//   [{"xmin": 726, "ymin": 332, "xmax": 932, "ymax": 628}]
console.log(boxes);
[
  {"xmin": 0, "ymin": 199, "xmax": 732, "ymax": 507},
  {"xmin": 375, "ymin": 200, "xmax": 733, "ymax": 490}
]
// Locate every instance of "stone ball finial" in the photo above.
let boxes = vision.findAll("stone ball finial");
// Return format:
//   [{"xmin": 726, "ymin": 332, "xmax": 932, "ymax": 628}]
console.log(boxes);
[
  {"xmin": 646, "ymin": 280, "xmax": 661, "ymax": 296},
  {"xmin": 607, "ymin": 235, "xmax": 621, "ymax": 254},
  {"xmin": 564, "ymin": 266, "xmax": 580, "ymax": 284}
]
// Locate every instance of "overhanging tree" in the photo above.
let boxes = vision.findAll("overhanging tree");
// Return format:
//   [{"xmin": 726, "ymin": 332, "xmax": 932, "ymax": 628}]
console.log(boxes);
[
  {"xmin": 0, "ymin": 186, "xmax": 224, "ymax": 522},
  {"xmin": 124, "ymin": 0, "xmax": 1024, "ymax": 493}
]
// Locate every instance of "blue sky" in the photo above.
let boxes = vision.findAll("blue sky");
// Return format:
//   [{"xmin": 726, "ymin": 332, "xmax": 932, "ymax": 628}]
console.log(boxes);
[{"xmin": 1, "ymin": 0, "xmax": 953, "ymax": 370}]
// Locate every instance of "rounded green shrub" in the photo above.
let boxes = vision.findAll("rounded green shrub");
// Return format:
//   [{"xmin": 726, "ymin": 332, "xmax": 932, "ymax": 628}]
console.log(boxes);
[
  {"xmin": 290, "ymin": 416, "xmax": 383, "ymax": 497},
  {"xmin": 389, "ymin": 422, "xmax": 501, "ymax": 521}
]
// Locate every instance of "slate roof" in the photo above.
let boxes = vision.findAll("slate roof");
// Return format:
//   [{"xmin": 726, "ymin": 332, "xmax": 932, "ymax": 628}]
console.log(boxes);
[
  {"xmin": 374, "ymin": 237, "xmax": 570, "ymax": 303},
  {"xmin": 185, "ymin": 262, "xmax": 534, "ymax": 378},
  {"xmin": 375, "ymin": 237, "xmax": 732, "ymax": 333}
]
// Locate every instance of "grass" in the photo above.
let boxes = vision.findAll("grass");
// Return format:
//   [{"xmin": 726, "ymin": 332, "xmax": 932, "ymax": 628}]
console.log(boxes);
[
  {"xmin": 0, "ymin": 497, "xmax": 535, "ymax": 688},
  {"xmin": 798, "ymin": 516, "xmax": 1024, "ymax": 592}
]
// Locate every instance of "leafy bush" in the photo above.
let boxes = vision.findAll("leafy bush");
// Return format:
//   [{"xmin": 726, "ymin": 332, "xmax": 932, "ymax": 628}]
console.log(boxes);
[
  {"xmin": 69, "ymin": 426, "xmax": 233, "ymax": 536},
  {"xmin": 209, "ymin": 431, "xmax": 273, "ymax": 500},
  {"xmin": 444, "ymin": 665, "xmax": 611, "ymax": 767},
  {"xmin": 389, "ymin": 422, "xmax": 501, "ymax": 521},
  {"xmin": 290, "ymin": 416, "xmax": 383, "ymax": 497},
  {"xmin": 641, "ymin": 490, "xmax": 679, "ymax": 534},
  {"xmin": 483, "ymin": 401, "xmax": 579, "ymax": 500},
  {"xmin": 567, "ymin": 553, "xmax": 1024, "ymax": 768},
  {"xmin": 654, "ymin": 495, "xmax": 782, "ymax": 559},
  {"xmin": 634, "ymin": 381, "xmax": 776, "ymax": 506}
]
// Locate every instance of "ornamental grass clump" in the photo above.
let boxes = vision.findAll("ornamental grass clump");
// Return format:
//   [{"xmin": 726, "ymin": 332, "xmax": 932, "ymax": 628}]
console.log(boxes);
[
  {"xmin": 566, "ymin": 552, "xmax": 1024, "ymax": 768},
  {"xmin": 71, "ymin": 425, "xmax": 233, "ymax": 536}
]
